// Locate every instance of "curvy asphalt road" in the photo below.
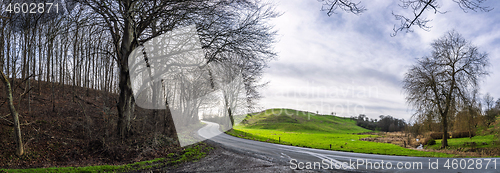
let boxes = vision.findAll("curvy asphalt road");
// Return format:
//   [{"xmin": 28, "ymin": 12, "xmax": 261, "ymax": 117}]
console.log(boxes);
[{"xmin": 198, "ymin": 121, "xmax": 500, "ymax": 173}]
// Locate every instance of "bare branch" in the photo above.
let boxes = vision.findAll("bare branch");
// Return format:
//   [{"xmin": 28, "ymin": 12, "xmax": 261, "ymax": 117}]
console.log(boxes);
[
  {"xmin": 454, "ymin": 0, "xmax": 493, "ymax": 12},
  {"xmin": 392, "ymin": 0, "xmax": 492, "ymax": 36},
  {"xmin": 0, "ymin": 114, "xmax": 13, "ymax": 125},
  {"xmin": 319, "ymin": 0, "xmax": 367, "ymax": 16}
]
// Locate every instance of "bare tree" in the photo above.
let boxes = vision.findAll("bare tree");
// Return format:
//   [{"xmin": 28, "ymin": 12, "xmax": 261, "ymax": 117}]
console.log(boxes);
[
  {"xmin": 74, "ymin": 0, "xmax": 205, "ymax": 138},
  {"xmin": 209, "ymin": 60, "xmax": 247, "ymax": 126},
  {"xmin": 319, "ymin": 0, "xmax": 492, "ymax": 36},
  {"xmin": 484, "ymin": 93, "xmax": 499, "ymax": 127},
  {"xmin": 76, "ymin": 0, "xmax": 278, "ymax": 139},
  {"xmin": 484, "ymin": 92, "xmax": 494, "ymax": 110},
  {"xmin": 402, "ymin": 31, "xmax": 489, "ymax": 148}
]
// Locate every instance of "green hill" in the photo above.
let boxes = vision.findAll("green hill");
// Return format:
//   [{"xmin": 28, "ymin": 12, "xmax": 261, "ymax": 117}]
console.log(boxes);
[
  {"xmin": 228, "ymin": 108, "xmax": 455, "ymax": 157},
  {"xmin": 238, "ymin": 108, "xmax": 371, "ymax": 134}
]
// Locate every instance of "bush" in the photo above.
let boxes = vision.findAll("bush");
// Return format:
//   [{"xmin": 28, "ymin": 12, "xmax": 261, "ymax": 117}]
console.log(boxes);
[
  {"xmin": 430, "ymin": 132, "xmax": 450, "ymax": 139},
  {"xmin": 427, "ymin": 139, "xmax": 436, "ymax": 145},
  {"xmin": 422, "ymin": 137, "xmax": 436, "ymax": 145},
  {"xmin": 451, "ymin": 131, "xmax": 475, "ymax": 138}
]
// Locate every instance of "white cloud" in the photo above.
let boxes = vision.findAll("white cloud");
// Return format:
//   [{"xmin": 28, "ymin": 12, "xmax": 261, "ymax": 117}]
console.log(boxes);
[{"xmin": 258, "ymin": 0, "xmax": 500, "ymax": 121}]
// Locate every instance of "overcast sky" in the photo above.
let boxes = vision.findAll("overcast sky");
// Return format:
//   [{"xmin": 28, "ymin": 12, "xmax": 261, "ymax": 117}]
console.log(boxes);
[{"xmin": 257, "ymin": 0, "xmax": 500, "ymax": 121}]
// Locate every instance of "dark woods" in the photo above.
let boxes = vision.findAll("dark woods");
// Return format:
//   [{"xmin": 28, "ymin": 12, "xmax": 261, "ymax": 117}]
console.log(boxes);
[{"xmin": 352, "ymin": 114, "xmax": 406, "ymax": 132}]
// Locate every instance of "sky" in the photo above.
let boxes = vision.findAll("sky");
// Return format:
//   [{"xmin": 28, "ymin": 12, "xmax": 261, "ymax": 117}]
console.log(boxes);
[{"xmin": 257, "ymin": 0, "xmax": 500, "ymax": 121}]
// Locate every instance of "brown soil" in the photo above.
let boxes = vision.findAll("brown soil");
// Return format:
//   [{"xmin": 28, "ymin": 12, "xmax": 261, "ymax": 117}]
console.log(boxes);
[
  {"xmin": 359, "ymin": 132, "xmax": 419, "ymax": 147},
  {"xmin": 359, "ymin": 131, "xmax": 500, "ymax": 157},
  {"xmin": 0, "ymin": 79, "xmax": 181, "ymax": 169}
]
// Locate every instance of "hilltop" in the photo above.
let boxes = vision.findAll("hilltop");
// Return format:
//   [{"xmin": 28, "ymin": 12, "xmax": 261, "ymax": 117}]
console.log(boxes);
[{"xmin": 238, "ymin": 108, "xmax": 371, "ymax": 134}]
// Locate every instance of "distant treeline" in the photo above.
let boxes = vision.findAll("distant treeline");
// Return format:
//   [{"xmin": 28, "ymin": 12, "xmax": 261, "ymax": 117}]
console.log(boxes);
[{"xmin": 351, "ymin": 114, "xmax": 406, "ymax": 132}]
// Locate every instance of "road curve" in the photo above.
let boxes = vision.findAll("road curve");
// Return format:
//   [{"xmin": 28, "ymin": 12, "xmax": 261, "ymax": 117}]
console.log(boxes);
[{"xmin": 198, "ymin": 121, "xmax": 500, "ymax": 173}]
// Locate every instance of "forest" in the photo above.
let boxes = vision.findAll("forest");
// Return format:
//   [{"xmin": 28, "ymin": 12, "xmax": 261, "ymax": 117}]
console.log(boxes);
[{"xmin": 0, "ymin": 0, "xmax": 278, "ymax": 168}]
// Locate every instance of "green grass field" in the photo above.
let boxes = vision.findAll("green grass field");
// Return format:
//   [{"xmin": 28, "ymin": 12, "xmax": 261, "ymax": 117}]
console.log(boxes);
[
  {"xmin": 239, "ymin": 108, "xmax": 370, "ymax": 134},
  {"xmin": 227, "ymin": 108, "xmax": 456, "ymax": 157},
  {"xmin": 427, "ymin": 135, "xmax": 497, "ymax": 150}
]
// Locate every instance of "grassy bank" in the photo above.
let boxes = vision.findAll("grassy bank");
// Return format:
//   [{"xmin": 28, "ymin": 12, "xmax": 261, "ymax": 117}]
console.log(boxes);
[
  {"xmin": 427, "ymin": 135, "xmax": 497, "ymax": 150},
  {"xmin": 228, "ymin": 108, "xmax": 456, "ymax": 157},
  {"xmin": 0, "ymin": 143, "xmax": 213, "ymax": 173},
  {"xmin": 239, "ymin": 108, "xmax": 370, "ymax": 134}
]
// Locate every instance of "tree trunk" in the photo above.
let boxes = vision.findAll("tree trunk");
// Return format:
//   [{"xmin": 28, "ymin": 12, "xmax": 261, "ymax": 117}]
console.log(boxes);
[
  {"xmin": 161, "ymin": 80, "xmax": 179, "ymax": 145},
  {"xmin": 22, "ymin": 29, "xmax": 27, "ymax": 81},
  {"xmin": 164, "ymin": 102, "xmax": 179, "ymax": 146},
  {"xmin": 46, "ymin": 41, "xmax": 51, "ymax": 83},
  {"xmin": 441, "ymin": 114, "xmax": 448, "ymax": 148},
  {"xmin": 37, "ymin": 26, "xmax": 42, "ymax": 93},
  {"xmin": 228, "ymin": 107, "xmax": 234, "ymax": 127},
  {"xmin": 6, "ymin": 26, "xmax": 11, "ymax": 77},
  {"xmin": 117, "ymin": 67, "xmax": 134, "ymax": 138},
  {"xmin": 11, "ymin": 36, "xmax": 16, "ymax": 92},
  {"xmin": 110, "ymin": 60, "xmax": 114, "ymax": 93},
  {"xmin": 0, "ymin": 71, "xmax": 23, "ymax": 156},
  {"xmin": 223, "ymin": 92, "xmax": 234, "ymax": 127},
  {"xmin": 116, "ymin": 15, "xmax": 135, "ymax": 139}
]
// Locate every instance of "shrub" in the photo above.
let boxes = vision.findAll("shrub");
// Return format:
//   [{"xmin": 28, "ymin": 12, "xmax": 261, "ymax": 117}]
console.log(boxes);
[
  {"xmin": 451, "ymin": 131, "xmax": 475, "ymax": 138},
  {"xmin": 422, "ymin": 137, "xmax": 436, "ymax": 145},
  {"xmin": 430, "ymin": 132, "xmax": 450, "ymax": 139},
  {"xmin": 426, "ymin": 139, "xmax": 436, "ymax": 146}
]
